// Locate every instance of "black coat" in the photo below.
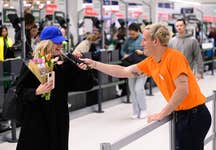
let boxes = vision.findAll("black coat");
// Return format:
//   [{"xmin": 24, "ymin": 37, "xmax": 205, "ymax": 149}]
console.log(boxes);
[{"xmin": 16, "ymin": 60, "xmax": 94, "ymax": 150}]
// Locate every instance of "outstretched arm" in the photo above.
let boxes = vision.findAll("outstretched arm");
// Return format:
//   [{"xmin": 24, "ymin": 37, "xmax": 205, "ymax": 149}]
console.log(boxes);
[{"xmin": 79, "ymin": 58, "xmax": 144, "ymax": 78}]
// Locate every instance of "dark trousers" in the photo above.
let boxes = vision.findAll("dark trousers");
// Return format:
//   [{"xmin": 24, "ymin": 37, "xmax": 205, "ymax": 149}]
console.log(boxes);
[{"xmin": 175, "ymin": 104, "xmax": 211, "ymax": 150}]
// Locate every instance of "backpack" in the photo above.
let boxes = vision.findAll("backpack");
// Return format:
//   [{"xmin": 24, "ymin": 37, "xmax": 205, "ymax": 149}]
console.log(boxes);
[
  {"xmin": 121, "ymin": 52, "xmax": 147, "ymax": 67},
  {"xmin": 2, "ymin": 70, "xmax": 28, "ymax": 123}
]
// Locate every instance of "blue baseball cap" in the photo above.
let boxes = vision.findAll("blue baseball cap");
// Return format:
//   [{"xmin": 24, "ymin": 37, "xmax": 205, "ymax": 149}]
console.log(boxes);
[{"xmin": 40, "ymin": 26, "xmax": 66, "ymax": 44}]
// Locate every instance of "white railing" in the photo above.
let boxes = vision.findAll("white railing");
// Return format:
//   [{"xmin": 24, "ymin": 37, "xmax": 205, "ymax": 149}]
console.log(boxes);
[{"xmin": 100, "ymin": 92, "xmax": 216, "ymax": 150}]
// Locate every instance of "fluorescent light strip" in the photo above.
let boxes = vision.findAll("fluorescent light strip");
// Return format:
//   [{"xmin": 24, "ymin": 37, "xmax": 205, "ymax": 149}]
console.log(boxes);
[{"xmin": 168, "ymin": 0, "xmax": 201, "ymax": 6}]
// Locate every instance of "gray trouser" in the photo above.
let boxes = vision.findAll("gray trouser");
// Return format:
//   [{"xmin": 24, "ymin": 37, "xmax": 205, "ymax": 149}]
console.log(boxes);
[{"xmin": 128, "ymin": 75, "xmax": 147, "ymax": 115}]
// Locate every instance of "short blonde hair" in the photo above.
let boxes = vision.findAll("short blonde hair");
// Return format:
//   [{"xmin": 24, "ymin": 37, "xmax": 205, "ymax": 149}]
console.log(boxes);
[
  {"xmin": 145, "ymin": 24, "xmax": 170, "ymax": 46},
  {"xmin": 33, "ymin": 40, "xmax": 53, "ymax": 58}
]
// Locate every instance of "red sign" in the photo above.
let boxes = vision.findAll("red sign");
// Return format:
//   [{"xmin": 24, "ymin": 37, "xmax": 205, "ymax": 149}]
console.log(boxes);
[
  {"xmin": 203, "ymin": 16, "xmax": 216, "ymax": 23},
  {"xmin": 85, "ymin": 6, "xmax": 99, "ymax": 16},
  {"xmin": 46, "ymin": 4, "xmax": 57, "ymax": 14},
  {"xmin": 110, "ymin": 9, "xmax": 124, "ymax": 18},
  {"xmin": 133, "ymin": 11, "xmax": 143, "ymax": 18},
  {"xmin": 158, "ymin": 12, "xmax": 169, "ymax": 21}
]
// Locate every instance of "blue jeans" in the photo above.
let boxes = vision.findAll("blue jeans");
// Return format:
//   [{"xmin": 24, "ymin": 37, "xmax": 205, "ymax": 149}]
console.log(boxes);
[
  {"xmin": 128, "ymin": 75, "xmax": 147, "ymax": 116},
  {"xmin": 175, "ymin": 104, "xmax": 211, "ymax": 150}
]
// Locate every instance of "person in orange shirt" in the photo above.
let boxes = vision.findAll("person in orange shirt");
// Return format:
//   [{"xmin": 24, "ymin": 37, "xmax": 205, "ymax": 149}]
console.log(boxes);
[{"xmin": 79, "ymin": 23, "xmax": 211, "ymax": 150}]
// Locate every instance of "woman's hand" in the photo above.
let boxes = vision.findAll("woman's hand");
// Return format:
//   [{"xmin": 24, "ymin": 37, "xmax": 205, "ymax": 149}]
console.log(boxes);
[{"xmin": 35, "ymin": 80, "xmax": 54, "ymax": 95}]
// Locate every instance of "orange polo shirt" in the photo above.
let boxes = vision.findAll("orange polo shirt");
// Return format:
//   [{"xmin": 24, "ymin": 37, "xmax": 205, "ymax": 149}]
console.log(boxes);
[{"xmin": 137, "ymin": 48, "xmax": 205, "ymax": 111}]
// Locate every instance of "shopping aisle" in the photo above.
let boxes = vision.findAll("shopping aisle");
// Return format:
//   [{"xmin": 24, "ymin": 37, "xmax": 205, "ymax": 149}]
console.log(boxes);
[{"xmin": 0, "ymin": 73, "xmax": 215, "ymax": 150}]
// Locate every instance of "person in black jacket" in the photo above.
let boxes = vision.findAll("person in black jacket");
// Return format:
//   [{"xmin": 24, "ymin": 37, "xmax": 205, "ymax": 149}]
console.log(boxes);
[
  {"xmin": 16, "ymin": 26, "xmax": 94, "ymax": 150},
  {"xmin": 13, "ymin": 13, "xmax": 35, "ymax": 59}
]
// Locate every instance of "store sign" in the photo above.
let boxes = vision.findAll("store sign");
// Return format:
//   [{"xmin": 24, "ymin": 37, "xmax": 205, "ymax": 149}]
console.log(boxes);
[
  {"xmin": 133, "ymin": 10, "xmax": 143, "ymax": 18},
  {"xmin": 46, "ymin": 4, "xmax": 58, "ymax": 14},
  {"xmin": 85, "ymin": 6, "xmax": 98, "ymax": 16},
  {"xmin": 57, "ymin": 0, "xmax": 65, "ymax": 12},
  {"xmin": 203, "ymin": 16, "xmax": 216, "ymax": 23},
  {"xmin": 31, "ymin": 9, "xmax": 40, "ymax": 23},
  {"xmin": 202, "ymin": 42, "xmax": 214, "ymax": 50},
  {"xmin": 103, "ymin": 0, "xmax": 110, "ymax": 5},
  {"xmin": 158, "ymin": 2, "xmax": 174, "ymax": 9},
  {"xmin": 111, "ymin": 10, "xmax": 123, "ymax": 18},
  {"xmin": 158, "ymin": 12, "xmax": 169, "ymax": 21},
  {"xmin": 115, "ymin": 12, "xmax": 123, "ymax": 18},
  {"xmin": 172, "ymin": 13, "xmax": 184, "ymax": 19},
  {"xmin": 181, "ymin": 8, "xmax": 193, "ymax": 14}
]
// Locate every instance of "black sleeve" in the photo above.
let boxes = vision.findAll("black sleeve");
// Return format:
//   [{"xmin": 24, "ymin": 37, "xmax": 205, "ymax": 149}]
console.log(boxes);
[
  {"xmin": 62, "ymin": 60, "xmax": 95, "ymax": 92},
  {"xmin": 16, "ymin": 64, "xmax": 41, "ymax": 103},
  {"xmin": 17, "ymin": 86, "xmax": 40, "ymax": 103}
]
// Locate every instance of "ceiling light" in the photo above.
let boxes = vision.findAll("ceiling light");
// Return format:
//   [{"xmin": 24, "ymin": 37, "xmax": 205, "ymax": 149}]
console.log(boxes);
[
  {"xmin": 4, "ymin": 3, "xmax": 9, "ymax": 7},
  {"xmin": 47, "ymin": 1, "xmax": 51, "ymax": 4},
  {"xmin": 36, "ymin": 1, "xmax": 40, "ymax": 5}
]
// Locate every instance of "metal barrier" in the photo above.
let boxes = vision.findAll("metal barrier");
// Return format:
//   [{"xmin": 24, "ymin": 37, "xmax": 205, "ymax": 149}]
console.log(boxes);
[
  {"xmin": 204, "ymin": 58, "xmax": 216, "ymax": 75},
  {"xmin": 100, "ymin": 93, "xmax": 216, "ymax": 150},
  {"xmin": 0, "ymin": 74, "xmax": 18, "ymax": 143}
]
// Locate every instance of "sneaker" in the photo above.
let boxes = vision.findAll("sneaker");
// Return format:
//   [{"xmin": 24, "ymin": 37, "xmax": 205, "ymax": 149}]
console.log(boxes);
[
  {"xmin": 131, "ymin": 114, "xmax": 138, "ymax": 119},
  {"xmin": 139, "ymin": 110, "xmax": 147, "ymax": 119}
]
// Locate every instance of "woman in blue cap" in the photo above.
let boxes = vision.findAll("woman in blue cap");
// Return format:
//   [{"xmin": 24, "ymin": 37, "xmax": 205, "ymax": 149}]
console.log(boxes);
[{"xmin": 16, "ymin": 26, "xmax": 94, "ymax": 150}]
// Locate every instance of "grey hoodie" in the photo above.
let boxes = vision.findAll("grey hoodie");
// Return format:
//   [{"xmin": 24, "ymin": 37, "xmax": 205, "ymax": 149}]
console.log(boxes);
[{"xmin": 168, "ymin": 33, "xmax": 203, "ymax": 75}]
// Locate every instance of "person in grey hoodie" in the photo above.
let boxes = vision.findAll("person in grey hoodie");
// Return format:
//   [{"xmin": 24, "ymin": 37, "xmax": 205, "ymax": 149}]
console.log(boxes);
[{"xmin": 169, "ymin": 18, "xmax": 203, "ymax": 79}]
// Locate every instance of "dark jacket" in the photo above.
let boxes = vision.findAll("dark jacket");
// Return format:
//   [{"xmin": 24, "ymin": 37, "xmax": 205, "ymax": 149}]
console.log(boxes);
[
  {"xmin": 14, "ymin": 29, "xmax": 33, "ymax": 59},
  {"xmin": 16, "ymin": 60, "xmax": 94, "ymax": 150}
]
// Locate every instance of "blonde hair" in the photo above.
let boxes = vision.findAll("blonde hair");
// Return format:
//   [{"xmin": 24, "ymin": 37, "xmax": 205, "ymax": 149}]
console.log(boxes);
[
  {"xmin": 145, "ymin": 24, "xmax": 170, "ymax": 46},
  {"xmin": 33, "ymin": 40, "xmax": 53, "ymax": 58}
]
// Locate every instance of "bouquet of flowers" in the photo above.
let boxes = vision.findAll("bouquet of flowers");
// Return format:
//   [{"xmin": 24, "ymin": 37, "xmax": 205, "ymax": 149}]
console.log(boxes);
[{"xmin": 28, "ymin": 49, "xmax": 62, "ymax": 100}]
